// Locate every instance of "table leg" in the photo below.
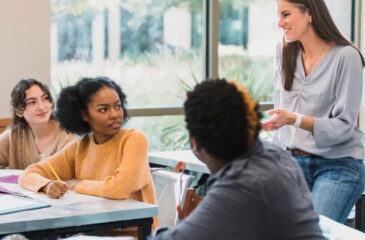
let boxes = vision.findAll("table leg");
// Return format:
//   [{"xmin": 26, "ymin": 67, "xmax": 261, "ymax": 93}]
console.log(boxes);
[
  {"xmin": 356, "ymin": 194, "xmax": 365, "ymax": 232},
  {"xmin": 138, "ymin": 218, "xmax": 153, "ymax": 240}
]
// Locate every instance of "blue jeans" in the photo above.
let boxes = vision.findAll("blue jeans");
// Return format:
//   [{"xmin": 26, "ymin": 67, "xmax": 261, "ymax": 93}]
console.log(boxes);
[{"xmin": 294, "ymin": 154, "xmax": 365, "ymax": 223}]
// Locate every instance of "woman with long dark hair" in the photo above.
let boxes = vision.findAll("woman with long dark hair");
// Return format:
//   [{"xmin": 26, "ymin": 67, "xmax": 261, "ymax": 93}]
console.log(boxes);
[
  {"xmin": 19, "ymin": 77, "xmax": 158, "ymax": 234},
  {"xmin": 262, "ymin": 0, "xmax": 365, "ymax": 223},
  {"xmin": 0, "ymin": 79, "xmax": 75, "ymax": 169}
]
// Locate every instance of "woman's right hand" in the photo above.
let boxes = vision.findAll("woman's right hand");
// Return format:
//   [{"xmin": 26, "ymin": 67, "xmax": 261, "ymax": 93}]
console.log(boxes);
[
  {"xmin": 261, "ymin": 108, "xmax": 296, "ymax": 131},
  {"xmin": 42, "ymin": 181, "xmax": 68, "ymax": 199}
]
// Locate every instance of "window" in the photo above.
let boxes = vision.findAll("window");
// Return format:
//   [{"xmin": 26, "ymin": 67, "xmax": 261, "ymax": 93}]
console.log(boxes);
[
  {"xmin": 51, "ymin": 0, "xmax": 203, "ymax": 108},
  {"xmin": 51, "ymin": 0, "xmax": 203, "ymax": 151},
  {"xmin": 51, "ymin": 0, "xmax": 356, "ymax": 150},
  {"xmin": 218, "ymin": 0, "xmax": 281, "ymax": 103}
]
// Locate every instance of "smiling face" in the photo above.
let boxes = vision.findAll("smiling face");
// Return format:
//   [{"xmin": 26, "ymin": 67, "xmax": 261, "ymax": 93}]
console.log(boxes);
[
  {"xmin": 277, "ymin": 0, "xmax": 312, "ymax": 42},
  {"xmin": 83, "ymin": 86, "xmax": 124, "ymax": 144},
  {"xmin": 20, "ymin": 84, "xmax": 53, "ymax": 126}
]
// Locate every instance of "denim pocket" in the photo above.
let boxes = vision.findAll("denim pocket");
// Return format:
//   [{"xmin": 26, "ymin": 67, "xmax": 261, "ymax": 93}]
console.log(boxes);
[
  {"xmin": 339, "ymin": 158, "xmax": 363, "ymax": 174},
  {"xmin": 313, "ymin": 157, "xmax": 364, "ymax": 183}
]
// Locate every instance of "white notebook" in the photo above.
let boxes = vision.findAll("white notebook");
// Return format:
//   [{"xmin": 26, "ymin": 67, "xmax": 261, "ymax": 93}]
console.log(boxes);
[{"xmin": 0, "ymin": 194, "xmax": 50, "ymax": 215}]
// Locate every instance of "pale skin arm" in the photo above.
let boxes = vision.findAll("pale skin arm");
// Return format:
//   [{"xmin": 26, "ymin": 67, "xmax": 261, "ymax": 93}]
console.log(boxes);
[{"xmin": 261, "ymin": 108, "xmax": 314, "ymax": 132}]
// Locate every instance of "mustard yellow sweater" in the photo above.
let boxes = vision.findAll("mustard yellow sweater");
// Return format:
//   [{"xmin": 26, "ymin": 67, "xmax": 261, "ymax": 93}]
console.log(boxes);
[{"xmin": 19, "ymin": 129, "xmax": 156, "ymax": 206}]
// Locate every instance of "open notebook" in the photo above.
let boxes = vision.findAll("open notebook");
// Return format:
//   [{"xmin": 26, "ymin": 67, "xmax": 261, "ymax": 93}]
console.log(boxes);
[
  {"xmin": 0, "ymin": 173, "xmax": 50, "ymax": 215},
  {"xmin": 0, "ymin": 194, "xmax": 50, "ymax": 215}
]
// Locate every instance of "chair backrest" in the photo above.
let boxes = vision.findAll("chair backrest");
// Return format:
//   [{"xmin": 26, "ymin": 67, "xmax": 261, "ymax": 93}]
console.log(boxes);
[
  {"xmin": 0, "ymin": 118, "xmax": 11, "ymax": 134},
  {"xmin": 151, "ymin": 169, "xmax": 192, "ymax": 228}
]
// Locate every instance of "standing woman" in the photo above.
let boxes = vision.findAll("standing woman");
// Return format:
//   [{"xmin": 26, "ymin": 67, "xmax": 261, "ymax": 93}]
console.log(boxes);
[
  {"xmin": 262, "ymin": 0, "xmax": 365, "ymax": 223},
  {"xmin": 0, "ymin": 79, "xmax": 75, "ymax": 169},
  {"xmin": 19, "ymin": 77, "xmax": 157, "ymax": 230}
]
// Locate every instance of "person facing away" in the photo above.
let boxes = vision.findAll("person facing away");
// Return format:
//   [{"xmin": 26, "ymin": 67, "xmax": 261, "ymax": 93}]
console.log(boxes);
[
  {"xmin": 0, "ymin": 79, "xmax": 76, "ymax": 169},
  {"xmin": 151, "ymin": 79, "xmax": 325, "ymax": 240},
  {"xmin": 262, "ymin": 0, "xmax": 365, "ymax": 223},
  {"xmin": 19, "ymin": 77, "xmax": 158, "ymax": 229}
]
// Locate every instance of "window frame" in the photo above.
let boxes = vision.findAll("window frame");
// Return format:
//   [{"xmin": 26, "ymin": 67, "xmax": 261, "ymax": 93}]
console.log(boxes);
[{"xmin": 113, "ymin": 0, "xmax": 359, "ymax": 118}]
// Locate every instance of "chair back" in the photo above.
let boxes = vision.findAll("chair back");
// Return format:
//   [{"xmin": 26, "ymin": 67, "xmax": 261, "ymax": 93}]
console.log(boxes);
[
  {"xmin": 151, "ymin": 169, "xmax": 192, "ymax": 228},
  {"xmin": 0, "ymin": 118, "xmax": 11, "ymax": 134}
]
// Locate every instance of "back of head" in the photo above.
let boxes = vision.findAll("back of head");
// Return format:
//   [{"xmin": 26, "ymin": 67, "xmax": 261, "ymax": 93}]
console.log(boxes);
[
  {"xmin": 56, "ymin": 76, "xmax": 128, "ymax": 135},
  {"xmin": 11, "ymin": 78, "xmax": 54, "ymax": 129},
  {"xmin": 184, "ymin": 79, "xmax": 261, "ymax": 161}
]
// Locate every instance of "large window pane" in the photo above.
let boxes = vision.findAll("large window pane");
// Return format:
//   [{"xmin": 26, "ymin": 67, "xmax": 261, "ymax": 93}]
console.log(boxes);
[
  {"xmin": 51, "ymin": 0, "xmax": 354, "ymax": 151},
  {"xmin": 218, "ymin": 0, "xmax": 280, "ymax": 102},
  {"xmin": 325, "ymin": 0, "xmax": 352, "ymax": 40},
  {"xmin": 125, "ymin": 115, "xmax": 189, "ymax": 151},
  {"xmin": 51, "ymin": 0, "xmax": 203, "ymax": 151},
  {"xmin": 218, "ymin": 0, "xmax": 354, "ymax": 103},
  {"xmin": 51, "ymin": 0, "xmax": 204, "ymax": 107}
]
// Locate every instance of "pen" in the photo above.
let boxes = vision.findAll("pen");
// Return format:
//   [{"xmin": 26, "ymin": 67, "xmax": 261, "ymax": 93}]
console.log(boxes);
[{"xmin": 46, "ymin": 161, "xmax": 62, "ymax": 182}]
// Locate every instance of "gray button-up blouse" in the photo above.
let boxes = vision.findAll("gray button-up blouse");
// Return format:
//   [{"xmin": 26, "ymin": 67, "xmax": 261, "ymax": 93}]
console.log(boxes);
[{"xmin": 273, "ymin": 44, "xmax": 364, "ymax": 160}]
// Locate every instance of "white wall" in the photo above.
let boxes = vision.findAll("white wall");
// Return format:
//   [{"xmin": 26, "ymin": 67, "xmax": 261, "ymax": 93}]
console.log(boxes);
[{"xmin": 0, "ymin": 0, "xmax": 50, "ymax": 117}]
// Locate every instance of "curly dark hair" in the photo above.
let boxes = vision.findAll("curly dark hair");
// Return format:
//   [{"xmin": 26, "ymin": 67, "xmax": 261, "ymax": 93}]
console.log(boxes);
[
  {"xmin": 184, "ymin": 79, "xmax": 262, "ymax": 161},
  {"xmin": 11, "ymin": 78, "xmax": 55, "ymax": 128},
  {"xmin": 56, "ymin": 76, "xmax": 128, "ymax": 135}
]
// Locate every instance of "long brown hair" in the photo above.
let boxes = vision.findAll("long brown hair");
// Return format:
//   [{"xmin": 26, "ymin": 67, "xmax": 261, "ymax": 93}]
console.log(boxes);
[
  {"xmin": 11, "ymin": 79, "xmax": 55, "ymax": 129},
  {"xmin": 280, "ymin": 0, "xmax": 365, "ymax": 91}
]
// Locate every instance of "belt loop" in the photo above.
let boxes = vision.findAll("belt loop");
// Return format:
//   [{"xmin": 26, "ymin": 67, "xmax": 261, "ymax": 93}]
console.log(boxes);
[{"xmin": 286, "ymin": 147, "xmax": 292, "ymax": 155}]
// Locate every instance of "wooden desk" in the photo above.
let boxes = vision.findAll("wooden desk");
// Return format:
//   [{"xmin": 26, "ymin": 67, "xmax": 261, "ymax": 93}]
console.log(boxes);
[
  {"xmin": 0, "ymin": 174, "xmax": 158, "ymax": 240},
  {"xmin": 0, "ymin": 118, "xmax": 11, "ymax": 134},
  {"xmin": 149, "ymin": 150, "xmax": 209, "ymax": 174}
]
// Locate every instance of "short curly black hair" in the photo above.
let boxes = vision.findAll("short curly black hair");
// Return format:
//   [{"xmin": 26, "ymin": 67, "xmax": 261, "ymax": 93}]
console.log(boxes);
[
  {"xmin": 56, "ymin": 77, "xmax": 128, "ymax": 135},
  {"xmin": 184, "ymin": 79, "xmax": 262, "ymax": 161},
  {"xmin": 11, "ymin": 78, "xmax": 55, "ymax": 128}
]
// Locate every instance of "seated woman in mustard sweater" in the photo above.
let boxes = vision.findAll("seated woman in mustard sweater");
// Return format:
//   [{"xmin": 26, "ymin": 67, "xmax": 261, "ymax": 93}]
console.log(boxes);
[
  {"xmin": 0, "ymin": 79, "xmax": 75, "ymax": 169},
  {"xmin": 19, "ymin": 77, "xmax": 157, "ymax": 221}
]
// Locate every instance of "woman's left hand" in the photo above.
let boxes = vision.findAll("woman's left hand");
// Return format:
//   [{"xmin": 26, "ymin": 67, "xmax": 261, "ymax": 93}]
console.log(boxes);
[
  {"xmin": 261, "ymin": 108, "xmax": 296, "ymax": 131},
  {"xmin": 65, "ymin": 179, "xmax": 80, "ymax": 191}
]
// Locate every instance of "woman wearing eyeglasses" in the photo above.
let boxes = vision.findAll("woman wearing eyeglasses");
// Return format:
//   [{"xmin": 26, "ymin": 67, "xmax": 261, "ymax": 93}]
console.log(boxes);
[{"xmin": 0, "ymin": 79, "xmax": 76, "ymax": 169}]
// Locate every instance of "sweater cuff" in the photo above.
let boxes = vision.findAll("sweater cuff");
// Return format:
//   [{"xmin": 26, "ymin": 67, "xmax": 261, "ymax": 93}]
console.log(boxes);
[
  {"xmin": 74, "ymin": 180, "xmax": 104, "ymax": 197},
  {"xmin": 19, "ymin": 173, "xmax": 52, "ymax": 192}
]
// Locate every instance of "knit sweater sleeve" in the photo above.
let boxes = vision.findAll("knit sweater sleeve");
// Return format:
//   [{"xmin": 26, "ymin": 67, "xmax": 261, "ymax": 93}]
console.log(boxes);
[
  {"xmin": 0, "ymin": 129, "xmax": 10, "ymax": 169},
  {"xmin": 19, "ymin": 141, "xmax": 78, "ymax": 192},
  {"xmin": 74, "ymin": 131, "xmax": 150, "ymax": 199},
  {"xmin": 55, "ymin": 130, "xmax": 77, "ymax": 153}
]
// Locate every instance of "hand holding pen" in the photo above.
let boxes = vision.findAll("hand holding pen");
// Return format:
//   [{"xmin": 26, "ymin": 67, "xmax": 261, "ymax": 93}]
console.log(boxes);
[{"xmin": 41, "ymin": 162, "xmax": 68, "ymax": 199}]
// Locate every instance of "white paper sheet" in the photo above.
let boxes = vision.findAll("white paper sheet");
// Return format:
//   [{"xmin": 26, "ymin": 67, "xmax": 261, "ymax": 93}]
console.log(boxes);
[
  {"xmin": 0, "ymin": 194, "xmax": 50, "ymax": 214},
  {"xmin": 0, "ymin": 195, "xmax": 37, "ymax": 211},
  {"xmin": 1, "ymin": 182, "xmax": 104, "ymax": 206},
  {"xmin": 0, "ymin": 170, "xmax": 22, "ymax": 178}
]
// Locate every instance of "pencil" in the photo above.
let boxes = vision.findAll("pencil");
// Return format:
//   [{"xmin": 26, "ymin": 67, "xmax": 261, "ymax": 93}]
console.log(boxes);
[{"xmin": 46, "ymin": 161, "xmax": 62, "ymax": 182}]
